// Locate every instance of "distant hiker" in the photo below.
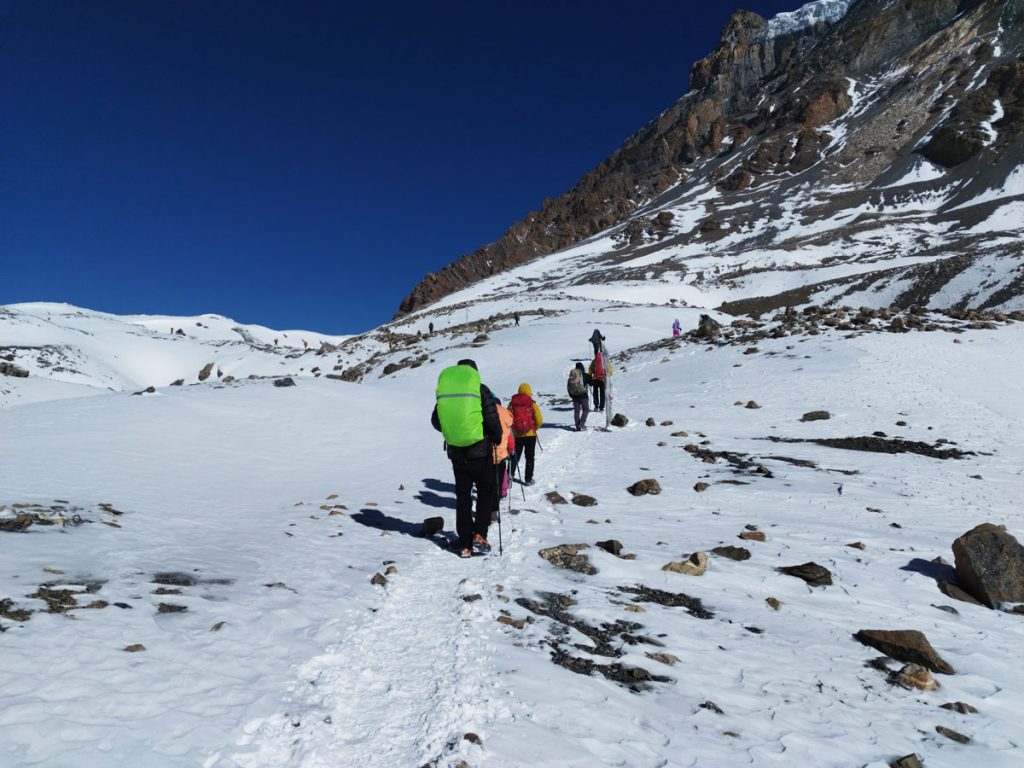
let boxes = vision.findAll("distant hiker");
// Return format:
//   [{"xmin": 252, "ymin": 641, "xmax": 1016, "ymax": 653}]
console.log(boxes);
[
  {"xmin": 432, "ymin": 359, "xmax": 503, "ymax": 558},
  {"xmin": 510, "ymin": 383, "xmax": 543, "ymax": 486},
  {"xmin": 567, "ymin": 362, "xmax": 590, "ymax": 431},
  {"xmin": 513, "ymin": 312, "xmax": 520, "ymax": 326},
  {"xmin": 672, "ymin": 318, "xmax": 681, "ymax": 337},
  {"xmin": 588, "ymin": 350, "xmax": 612, "ymax": 412},
  {"xmin": 492, "ymin": 394, "xmax": 515, "ymax": 499},
  {"xmin": 303, "ymin": 339, "xmax": 309, "ymax": 350},
  {"xmin": 429, "ymin": 321, "xmax": 434, "ymax": 335},
  {"xmin": 589, "ymin": 329, "xmax": 605, "ymax": 356}
]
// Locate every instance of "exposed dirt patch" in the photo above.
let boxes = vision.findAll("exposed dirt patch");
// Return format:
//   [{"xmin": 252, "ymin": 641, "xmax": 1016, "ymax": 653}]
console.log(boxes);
[
  {"xmin": 618, "ymin": 585, "xmax": 714, "ymax": 619},
  {"xmin": 762, "ymin": 435, "xmax": 971, "ymax": 459}
]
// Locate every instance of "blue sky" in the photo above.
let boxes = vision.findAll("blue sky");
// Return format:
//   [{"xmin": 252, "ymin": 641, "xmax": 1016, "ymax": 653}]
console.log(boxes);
[{"xmin": 1, "ymin": 1, "xmax": 802, "ymax": 333}]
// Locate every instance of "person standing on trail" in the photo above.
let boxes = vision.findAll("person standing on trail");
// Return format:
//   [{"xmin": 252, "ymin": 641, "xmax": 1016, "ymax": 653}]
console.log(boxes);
[
  {"xmin": 492, "ymin": 394, "xmax": 515, "ymax": 500},
  {"xmin": 672, "ymin": 318, "xmax": 681, "ymax": 337},
  {"xmin": 510, "ymin": 383, "xmax": 543, "ymax": 485},
  {"xmin": 589, "ymin": 329, "xmax": 605, "ymax": 356},
  {"xmin": 567, "ymin": 362, "xmax": 590, "ymax": 431},
  {"xmin": 431, "ymin": 359, "xmax": 503, "ymax": 558},
  {"xmin": 513, "ymin": 311, "xmax": 520, "ymax": 326},
  {"xmin": 428, "ymin": 321, "xmax": 434, "ymax": 335},
  {"xmin": 588, "ymin": 350, "xmax": 611, "ymax": 413}
]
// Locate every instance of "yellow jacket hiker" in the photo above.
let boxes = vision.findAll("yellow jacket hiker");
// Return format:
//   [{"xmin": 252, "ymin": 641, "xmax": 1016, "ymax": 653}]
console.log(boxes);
[{"xmin": 509, "ymin": 383, "xmax": 543, "ymax": 485}]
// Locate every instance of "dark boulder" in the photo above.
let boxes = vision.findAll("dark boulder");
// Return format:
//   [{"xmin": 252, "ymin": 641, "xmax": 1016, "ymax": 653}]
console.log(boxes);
[
  {"xmin": 777, "ymin": 562, "xmax": 832, "ymax": 586},
  {"xmin": 274, "ymin": 377, "xmax": 296, "ymax": 388},
  {"xmin": 611, "ymin": 413, "xmax": 629, "ymax": 427},
  {"xmin": 711, "ymin": 545, "xmax": 751, "ymax": 561},
  {"xmin": 853, "ymin": 629, "xmax": 954, "ymax": 674},
  {"xmin": 952, "ymin": 523, "xmax": 1024, "ymax": 608},
  {"xmin": 627, "ymin": 479, "xmax": 662, "ymax": 496}
]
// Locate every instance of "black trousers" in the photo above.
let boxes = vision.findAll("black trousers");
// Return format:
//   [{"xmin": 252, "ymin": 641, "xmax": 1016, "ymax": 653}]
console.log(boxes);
[
  {"xmin": 592, "ymin": 380, "xmax": 606, "ymax": 411},
  {"xmin": 514, "ymin": 435, "xmax": 537, "ymax": 483},
  {"xmin": 452, "ymin": 455, "xmax": 496, "ymax": 549}
]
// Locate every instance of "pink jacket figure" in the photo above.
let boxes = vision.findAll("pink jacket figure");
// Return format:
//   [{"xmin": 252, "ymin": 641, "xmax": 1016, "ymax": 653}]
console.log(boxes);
[{"xmin": 672, "ymin": 318, "xmax": 681, "ymax": 337}]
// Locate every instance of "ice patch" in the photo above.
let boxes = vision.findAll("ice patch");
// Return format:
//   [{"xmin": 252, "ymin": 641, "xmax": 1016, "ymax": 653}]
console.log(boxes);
[{"xmin": 761, "ymin": 0, "xmax": 854, "ymax": 39}]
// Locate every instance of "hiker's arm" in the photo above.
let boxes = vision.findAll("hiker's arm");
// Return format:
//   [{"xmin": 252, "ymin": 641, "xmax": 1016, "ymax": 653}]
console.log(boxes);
[
  {"xmin": 431, "ymin": 405, "xmax": 441, "ymax": 433},
  {"xmin": 533, "ymin": 402, "xmax": 543, "ymax": 430},
  {"xmin": 480, "ymin": 385, "xmax": 502, "ymax": 443}
]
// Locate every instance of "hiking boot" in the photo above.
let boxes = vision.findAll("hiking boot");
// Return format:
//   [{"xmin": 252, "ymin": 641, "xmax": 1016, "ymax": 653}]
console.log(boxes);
[
  {"xmin": 525, "ymin": 479, "xmax": 536, "ymax": 486},
  {"xmin": 458, "ymin": 547, "xmax": 473, "ymax": 559},
  {"xmin": 472, "ymin": 534, "xmax": 491, "ymax": 555}
]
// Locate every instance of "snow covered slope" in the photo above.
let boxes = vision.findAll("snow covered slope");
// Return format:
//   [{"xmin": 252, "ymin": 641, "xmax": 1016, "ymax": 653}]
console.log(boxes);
[
  {"xmin": 2, "ymin": 289, "xmax": 1022, "ymax": 767},
  {"xmin": 0, "ymin": 303, "xmax": 349, "ymax": 407}
]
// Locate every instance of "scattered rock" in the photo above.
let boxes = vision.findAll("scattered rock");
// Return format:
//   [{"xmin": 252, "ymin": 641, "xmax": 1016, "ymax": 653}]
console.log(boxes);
[
  {"xmin": 627, "ymin": 479, "xmax": 661, "ymax": 496},
  {"xmin": 739, "ymin": 531, "xmax": 766, "ymax": 542},
  {"xmin": 0, "ymin": 514, "xmax": 35, "ymax": 532},
  {"xmin": 663, "ymin": 551, "xmax": 708, "ymax": 576},
  {"xmin": 156, "ymin": 603, "xmax": 187, "ymax": 614},
  {"xmin": 894, "ymin": 663, "xmax": 939, "ymax": 691},
  {"xmin": 571, "ymin": 493, "xmax": 598, "ymax": 507},
  {"xmin": 800, "ymin": 410, "xmax": 831, "ymax": 422},
  {"xmin": 538, "ymin": 544, "xmax": 597, "ymax": 575},
  {"xmin": 462, "ymin": 594, "xmax": 482, "ymax": 603},
  {"xmin": 645, "ymin": 417, "xmax": 656, "ymax": 427},
  {"xmin": 777, "ymin": 562, "xmax": 832, "ymax": 586},
  {"xmin": 744, "ymin": 401, "xmax": 761, "ymax": 409},
  {"xmin": 198, "ymin": 362, "xmax": 214, "ymax": 381},
  {"xmin": 645, "ymin": 652, "xmax": 679, "ymax": 666},
  {"xmin": 743, "ymin": 347, "xmax": 759, "ymax": 355},
  {"xmin": 385, "ymin": 565, "xmax": 398, "ymax": 576},
  {"xmin": 890, "ymin": 755, "xmax": 924, "ymax": 768},
  {"xmin": 370, "ymin": 573, "xmax": 387, "ymax": 587},
  {"xmin": 545, "ymin": 491, "xmax": 567, "ymax": 505},
  {"xmin": 940, "ymin": 701, "xmax": 978, "ymax": 714},
  {"xmin": 660, "ymin": 420, "xmax": 673, "ymax": 426},
  {"xmin": 711, "ymin": 545, "xmax": 751, "ymax": 561},
  {"xmin": 596, "ymin": 539, "xmax": 623, "ymax": 557},
  {"xmin": 671, "ymin": 431, "xmax": 689, "ymax": 437},
  {"xmin": 463, "ymin": 732, "xmax": 482, "ymax": 745},
  {"xmin": 610, "ymin": 413, "xmax": 629, "ymax": 427},
  {"xmin": 0, "ymin": 599, "xmax": 32, "ymax": 622},
  {"xmin": 132, "ymin": 386, "xmax": 156, "ymax": 395},
  {"xmin": 624, "ymin": 604, "xmax": 645, "ymax": 613},
  {"xmin": 274, "ymin": 377, "xmax": 296, "ymax": 388},
  {"xmin": 693, "ymin": 482, "xmax": 710, "ymax": 493},
  {"xmin": 935, "ymin": 725, "xmax": 970, "ymax": 744},
  {"xmin": 699, "ymin": 700, "xmax": 724, "ymax": 714},
  {"xmin": 766, "ymin": 597, "xmax": 782, "ymax": 610},
  {"xmin": 421, "ymin": 516, "xmax": 444, "ymax": 537},
  {"xmin": 619, "ymin": 585, "xmax": 712, "ymax": 618},
  {"xmin": 0, "ymin": 362, "xmax": 30, "ymax": 378},
  {"xmin": 937, "ymin": 580, "xmax": 982, "ymax": 606},
  {"xmin": 695, "ymin": 315, "xmax": 722, "ymax": 341},
  {"xmin": 853, "ymin": 629, "xmax": 954, "ymax": 674},
  {"xmin": 847, "ymin": 541, "xmax": 866, "ymax": 550},
  {"xmin": 496, "ymin": 616, "xmax": 526, "ymax": 629},
  {"xmin": 123, "ymin": 644, "xmax": 146, "ymax": 653},
  {"xmin": 952, "ymin": 523, "xmax": 1024, "ymax": 608},
  {"xmin": 210, "ymin": 621, "xmax": 225, "ymax": 631}
]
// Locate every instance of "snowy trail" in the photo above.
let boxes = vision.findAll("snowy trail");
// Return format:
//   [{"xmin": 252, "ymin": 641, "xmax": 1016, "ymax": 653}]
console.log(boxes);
[{"xmin": 222, "ymin": 505, "xmax": 532, "ymax": 768}]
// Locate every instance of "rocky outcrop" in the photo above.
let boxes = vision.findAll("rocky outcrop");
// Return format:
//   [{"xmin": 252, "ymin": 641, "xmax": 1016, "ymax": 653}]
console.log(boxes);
[
  {"xmin": 854, "ymin": 629, "xmax": 955, "ymax": 674},
  {"xmin": 395, "ymin": 0, "xmax": 1022, "ymax": 317}
]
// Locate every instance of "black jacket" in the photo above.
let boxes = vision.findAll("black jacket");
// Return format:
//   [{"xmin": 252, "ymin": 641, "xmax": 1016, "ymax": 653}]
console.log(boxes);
[{"xmin": 431, "ymin": 383, "xmax": 503, "ymax": 462}]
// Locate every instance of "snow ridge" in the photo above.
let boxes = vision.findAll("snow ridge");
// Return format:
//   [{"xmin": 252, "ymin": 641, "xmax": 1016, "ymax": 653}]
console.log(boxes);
[{"xmin": 760, "ymin": 0, "xmax": 854, "ymax": 39}]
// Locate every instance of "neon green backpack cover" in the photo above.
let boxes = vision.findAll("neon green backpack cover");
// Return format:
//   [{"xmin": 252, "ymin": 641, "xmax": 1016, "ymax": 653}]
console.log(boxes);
[{"xmin": 436, "ymin": 365, "xmax": 484, "ymax": 447}]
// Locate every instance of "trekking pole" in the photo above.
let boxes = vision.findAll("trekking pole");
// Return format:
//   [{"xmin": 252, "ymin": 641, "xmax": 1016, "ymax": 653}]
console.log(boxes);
[
  {"xmin": 496, "ymin": 461, "xmax": 504, "ymax": 556},
  {"xmin": 513, "ymin": 452, "xmax": 527, "ymax": 501}
]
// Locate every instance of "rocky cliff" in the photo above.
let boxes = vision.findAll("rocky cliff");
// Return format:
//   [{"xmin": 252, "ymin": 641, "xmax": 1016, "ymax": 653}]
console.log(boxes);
[{"xmin": 395, "ymin": 0, "xmax": 1024, "ymax": 318}]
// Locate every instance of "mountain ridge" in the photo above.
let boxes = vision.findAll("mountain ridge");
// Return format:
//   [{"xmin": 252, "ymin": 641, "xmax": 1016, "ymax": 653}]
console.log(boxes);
[{"xmin": 395, "ymin": 0, "xmax": 1023, "ymax": 319}]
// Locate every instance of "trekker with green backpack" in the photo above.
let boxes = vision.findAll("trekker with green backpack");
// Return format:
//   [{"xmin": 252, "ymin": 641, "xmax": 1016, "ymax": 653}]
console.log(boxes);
[
  {"xmin": 567, "ymin": 362, "xmax": 590, "ymax": 431},
  {"xmin": 431, "ymin": 359, "xmax": 503, "ymax": 558}
]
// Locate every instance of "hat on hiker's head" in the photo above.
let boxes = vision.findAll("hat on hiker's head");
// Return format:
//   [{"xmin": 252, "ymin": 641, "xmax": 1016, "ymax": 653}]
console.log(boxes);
[
  {"xmin": 457, "ymin": 359, "xmax": 478, "ymax": 370},
  {"xmin": 575, "ymin": 362, "xmax": 585, "ymax": 371}
]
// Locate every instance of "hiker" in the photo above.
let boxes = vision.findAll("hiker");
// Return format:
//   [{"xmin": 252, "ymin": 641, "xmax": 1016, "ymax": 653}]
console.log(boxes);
[
  {"xmin": 672, "ymin": 318, "xmax": 681, "ymax": 337},
  {"xmin": 429, "ymin": 321, "xmax": 434, "ymax": 335},
  {"xmin": 588, "ymin": 349, "xmax": 612, "ymax": 412},
  {"xmin": 510, "ymin": 383, "xmax": 543, "ymax": 486},
  {"xmin": 492, "ymin": 394, "xmax": 515, "ymax": 499},
  {"xmin": 431, "ymin": 359, "xmax": 503, "ymax": 558},
  {"xmin": 589, "ymin": 329, "xmax": 605, "ymax": 356},
  {"xmin": 567, "ymin": 362, "xmax": 590, "ymax": 431},
  {"xmin": 513, "ymin": 311, "xmax": 520, "ymax": 326}
]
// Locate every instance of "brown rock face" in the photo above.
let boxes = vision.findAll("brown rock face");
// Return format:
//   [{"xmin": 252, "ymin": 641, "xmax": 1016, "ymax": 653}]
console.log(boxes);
[
  {"xmin": 853, "ymin": 629, "xmax": 955, "ymax": 674},
  {"xmin": 952, "ymin": 523, "xmax": 1024, "ymax": 607}
]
